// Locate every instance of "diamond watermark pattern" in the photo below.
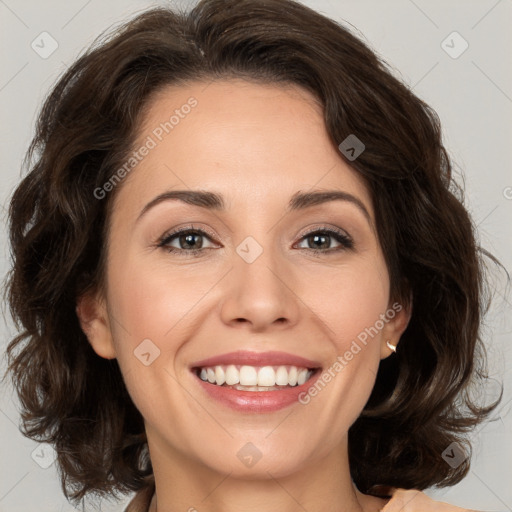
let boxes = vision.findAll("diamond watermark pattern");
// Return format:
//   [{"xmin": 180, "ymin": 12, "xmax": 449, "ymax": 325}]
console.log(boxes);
[
  {"xmin": 134, "ymin": 338, "xmax": 161, "ymax": 366},
  {"xmin": 236, "ymin": 236, "xmax": 263, "ymax": 264},
  {"xmin": 31, "ymin": 443, "xmax": 57, "ymax": 469},
  {"xmin": 31, "ymin": 31, "xmax": 59, "ymax": 59},
  {"xmin": 338, "ymin": 134, "xmax": 365, "ymax": 161},
  {"xmin": 441, "ymin": 441, "xmax": 467, "ymax": 469},
  {"xmin": 237, "ymin": 442, "xmax": 263, "ymax": 468},
  {"xmin": 441, "ymin": 31, "xmax": 469, "ymax": 59}
]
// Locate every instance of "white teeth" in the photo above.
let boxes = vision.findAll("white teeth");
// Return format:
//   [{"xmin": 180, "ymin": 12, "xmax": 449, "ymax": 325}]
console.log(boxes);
[
  {"xmin": 258, "ymin": 366, "xmax": 276, "ymax": 386},
  {"xmin": 215, "ymin": 366, "xmax": 226, "ymax": 385},
  {"xmin": 288, "ymin": 366, "xmax": 298, "ymax": 386},
  {"xmin": 275, "ymin": 366, "xmax": 289, "ymax": 386},
  {"xmin": 197, "ymin": 364, "xmax": 315, "ymax": 388},
  {"xmin": 225, "ymin": 364, "xmax": 240, "ymax": 385},
  {"xmin": 297, "ymin": 368, "xmax": 308, "ymax": 386},
  {"xmin": 239, "ymin": 365, "xmax": 258, "ymax": 386}
]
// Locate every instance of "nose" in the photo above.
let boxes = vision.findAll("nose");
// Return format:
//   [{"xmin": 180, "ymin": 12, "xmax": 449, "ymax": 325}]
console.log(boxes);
[{"xmin": 219, "ymin": 246, "xmax": 300, "ymax": 332}]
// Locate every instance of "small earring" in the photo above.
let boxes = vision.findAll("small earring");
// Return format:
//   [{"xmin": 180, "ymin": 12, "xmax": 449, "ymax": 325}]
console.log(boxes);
[{"xmin": 386, "ymin": 340, "xmax": 397, "ymax": 353}]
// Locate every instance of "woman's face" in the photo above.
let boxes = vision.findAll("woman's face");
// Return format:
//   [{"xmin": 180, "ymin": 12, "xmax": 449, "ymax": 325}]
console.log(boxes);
[{"xmin": 79, "ymin": 79, "xmax": 409, "ymax": 479}]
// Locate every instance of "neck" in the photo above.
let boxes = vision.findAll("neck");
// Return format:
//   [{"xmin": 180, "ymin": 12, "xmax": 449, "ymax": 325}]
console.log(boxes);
[{"xmin": 146, "ymin": 431, "xmax": 382, "ymax": 512}]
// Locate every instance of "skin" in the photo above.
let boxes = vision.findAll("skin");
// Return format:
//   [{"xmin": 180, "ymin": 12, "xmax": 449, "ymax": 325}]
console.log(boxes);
[
  {"xmin": 381, "ymin": 489, "xmax": 476, "ymax": 512},
  {"xmin": 77, "ymin": 78, "xmax": 423, "ymax": 512}
]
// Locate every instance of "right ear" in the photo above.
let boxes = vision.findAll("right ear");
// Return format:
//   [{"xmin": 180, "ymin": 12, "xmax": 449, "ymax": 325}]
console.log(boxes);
[{"xmin": 76, "ymin": 289, "xmax": 116, "ymax": 360}]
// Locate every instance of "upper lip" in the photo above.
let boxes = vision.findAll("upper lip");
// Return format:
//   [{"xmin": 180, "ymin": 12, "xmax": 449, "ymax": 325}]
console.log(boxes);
[{"xmin": 191, "ymin": 350, "xmax": 322, "ymax": 369}]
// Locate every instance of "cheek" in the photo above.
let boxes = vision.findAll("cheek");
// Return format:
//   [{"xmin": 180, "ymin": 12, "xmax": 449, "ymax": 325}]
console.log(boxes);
[
  {"xmin": 303, "ymin": 255, "xmax": 390, "ymax": 346},
  {"xmin": 107, "ymin": 254, "xmax": 208, "ymax": 345},
  {"xmin": 105, "ymin": 252, "xmax": 221, "ymax": 392},
  {"xmin": 104, "ymin": 257, "xmax": 195, "ymax": 423},
  {"xmin": 290, "ymin": 261, "xmax": 391, "ymax": 455}
]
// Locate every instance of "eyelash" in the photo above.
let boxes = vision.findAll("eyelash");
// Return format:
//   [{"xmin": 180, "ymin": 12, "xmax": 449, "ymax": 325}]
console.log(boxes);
[{"xmin": 156, "ymin": 224, "xmax": 354, "ymax": 257}]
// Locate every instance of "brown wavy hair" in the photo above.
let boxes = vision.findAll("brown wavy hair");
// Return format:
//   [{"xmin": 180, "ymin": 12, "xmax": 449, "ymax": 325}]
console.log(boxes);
[{"xmin": 3, "ymin": 0, "xmax": 504, "ymax": 505}]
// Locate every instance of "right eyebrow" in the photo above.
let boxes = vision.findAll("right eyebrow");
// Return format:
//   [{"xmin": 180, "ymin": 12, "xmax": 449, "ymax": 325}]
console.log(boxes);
[{"xmin": 137, "ymin": 190, "xmax": 224, "ymax": 223}]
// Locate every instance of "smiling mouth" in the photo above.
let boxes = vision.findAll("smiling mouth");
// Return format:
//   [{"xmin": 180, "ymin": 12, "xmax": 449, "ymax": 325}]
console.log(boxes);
[{"xmin": 193, "ymin": 364, "xmax": 320, "ymax": 391}]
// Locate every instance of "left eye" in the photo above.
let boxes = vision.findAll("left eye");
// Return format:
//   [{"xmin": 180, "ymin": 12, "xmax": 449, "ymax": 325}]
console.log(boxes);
[{"xmin": 295, "ymin": 229, "xmax": 353, "ymax": 251}]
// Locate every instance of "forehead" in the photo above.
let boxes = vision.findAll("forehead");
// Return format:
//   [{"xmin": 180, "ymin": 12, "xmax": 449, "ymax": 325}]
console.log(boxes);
[{"xmin": 111, "ymin": 79, "xmax": 373, "ymax": 220}]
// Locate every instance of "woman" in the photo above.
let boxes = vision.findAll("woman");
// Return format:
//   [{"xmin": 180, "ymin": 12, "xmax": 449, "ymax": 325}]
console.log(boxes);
[{"xmin": 4, "ymin": 0, "xmax": 502, "ymax": 511}]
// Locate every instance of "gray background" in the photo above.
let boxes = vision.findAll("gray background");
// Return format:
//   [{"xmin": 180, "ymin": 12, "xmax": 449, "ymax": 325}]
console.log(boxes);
[{"xmin": 1, "ymin": 0, "xmax": 511, "ymax": 511}]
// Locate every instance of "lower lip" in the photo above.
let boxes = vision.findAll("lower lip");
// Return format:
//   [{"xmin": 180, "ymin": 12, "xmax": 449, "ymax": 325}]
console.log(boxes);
[{"xmin": 192, "ymin": 369, "xmax": 322, "ymax": 412}]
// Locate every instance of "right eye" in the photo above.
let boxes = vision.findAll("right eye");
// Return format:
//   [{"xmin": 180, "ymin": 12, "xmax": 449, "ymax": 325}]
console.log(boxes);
[{"xmin": 157, "ymin": 226, "xmax": 220, "ymax": 256}]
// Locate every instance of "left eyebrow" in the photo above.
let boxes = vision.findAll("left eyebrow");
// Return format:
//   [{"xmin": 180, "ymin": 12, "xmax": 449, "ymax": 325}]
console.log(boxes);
[
  {"xmin": 136, "ymin": 189, "xmax": 372, "ymax": 226},
  {"xmin": 287, "ymin": 190, "xmax": 372, "ymax": 225}
]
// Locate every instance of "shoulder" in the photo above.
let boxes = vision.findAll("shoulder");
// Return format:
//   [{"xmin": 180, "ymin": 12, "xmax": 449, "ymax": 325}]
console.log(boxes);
[{"xmin": 379, "ymin": 488, "xmax": 477, "ymax": 512}]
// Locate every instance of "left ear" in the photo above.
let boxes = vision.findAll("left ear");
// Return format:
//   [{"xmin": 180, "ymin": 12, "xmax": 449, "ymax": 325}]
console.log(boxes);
[{"xmin": 380, "ymin": 295, "xmax": 412, "ymax": 359}]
